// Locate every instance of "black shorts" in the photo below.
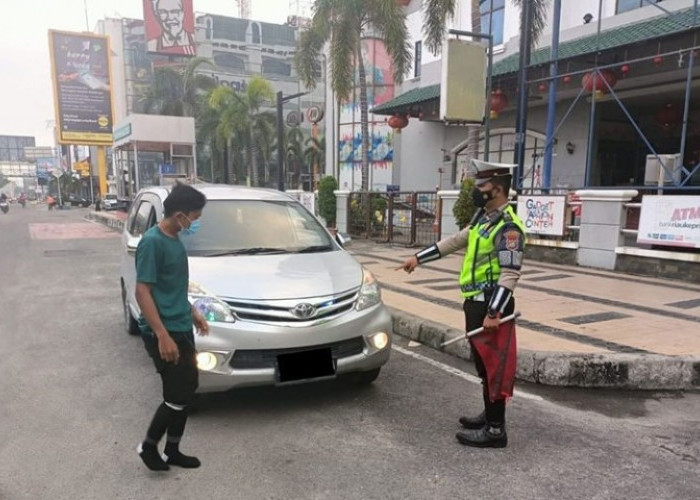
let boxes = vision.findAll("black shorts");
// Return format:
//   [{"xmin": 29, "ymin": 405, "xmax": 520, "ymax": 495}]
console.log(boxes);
[{"xmin": 142, "ymin": 334, "xmax": 199, "ymax": 405}]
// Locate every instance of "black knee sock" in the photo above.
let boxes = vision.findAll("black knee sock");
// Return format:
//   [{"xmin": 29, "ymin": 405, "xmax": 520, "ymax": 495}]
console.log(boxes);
[
  {"xmin": 144, "ymin": 402, "xmax": 175, "ymax": 449},
  {"xmin": 163, "ymin": 408, "xmax": 201, "ymax": 468}
]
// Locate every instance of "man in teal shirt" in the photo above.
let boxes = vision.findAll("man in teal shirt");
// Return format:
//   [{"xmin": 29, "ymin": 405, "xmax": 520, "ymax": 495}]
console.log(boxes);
[{"xmin": 135, "ymin": 183, "xmax": 209, "ymax": 471}]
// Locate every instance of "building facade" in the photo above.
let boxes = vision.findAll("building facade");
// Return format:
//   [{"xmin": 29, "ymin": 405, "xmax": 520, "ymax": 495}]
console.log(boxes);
[{"xmin": 352, "ymin": 0, "xmax": 700, "ymax": 193}]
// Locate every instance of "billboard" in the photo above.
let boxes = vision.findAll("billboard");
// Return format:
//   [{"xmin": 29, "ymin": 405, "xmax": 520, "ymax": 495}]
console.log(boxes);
[
  {"xmin": 440, "ymin": 39, "xmax": 486, "ymax": 124},
  {"xmin": 637, "ymin": 195, "xmax": 700, "ymax": 249},
  {"xmin": 516, "ymin": 195, "xmax": 567, "ymax": 236},
  {"xmin": 49, "ymin": 30, "xmax": 114, "ymax": 145},
  {"xmin": 143, "ymin": 0, "xmax": 196, "ymax": 56}
]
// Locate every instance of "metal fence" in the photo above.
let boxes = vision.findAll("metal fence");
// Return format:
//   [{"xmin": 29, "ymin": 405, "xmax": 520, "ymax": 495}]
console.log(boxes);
[{"xmin": 347, "ymin": 191, "xmax": 440, "ymax": 247}]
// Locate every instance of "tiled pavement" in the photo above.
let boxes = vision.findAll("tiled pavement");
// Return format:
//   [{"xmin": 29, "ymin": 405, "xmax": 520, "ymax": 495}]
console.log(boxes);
[{"xmin": 349, "ymin": 241, "xmax": 700, "ymax": 357}]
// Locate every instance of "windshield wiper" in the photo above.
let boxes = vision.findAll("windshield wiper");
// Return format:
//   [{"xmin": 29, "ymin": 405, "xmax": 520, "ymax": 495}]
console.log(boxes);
[
  {"xmin": 202, "ymin": 248, "xmax": 289, "ymax": 257},
  {"xmin": 294, "ymin": 245, "xmax": 333, "ymax": 254}
]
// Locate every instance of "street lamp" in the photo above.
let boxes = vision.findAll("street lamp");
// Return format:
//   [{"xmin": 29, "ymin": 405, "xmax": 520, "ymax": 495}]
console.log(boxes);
[{"xmin": 277, "ymin": 90, "xmax": 309, "ymax": 191}]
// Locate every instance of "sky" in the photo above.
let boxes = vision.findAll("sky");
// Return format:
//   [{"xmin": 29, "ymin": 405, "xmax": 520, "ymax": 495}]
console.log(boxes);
[{"xmin": 0, "ymin": 0, "xmax": 292, "ymax": 147}]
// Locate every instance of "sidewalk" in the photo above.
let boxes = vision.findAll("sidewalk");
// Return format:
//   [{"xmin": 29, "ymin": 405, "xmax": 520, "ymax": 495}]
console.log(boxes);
[
  {"xmin": 348, "ymin": 240, "xmax": 700, "ymax": 391},
  {"xmin": 86, "ymin": 211, "xmax": 700, "ymax": 390}
]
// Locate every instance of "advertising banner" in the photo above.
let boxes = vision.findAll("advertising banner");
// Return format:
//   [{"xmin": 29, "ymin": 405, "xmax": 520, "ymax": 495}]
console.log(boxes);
[
  {"xmin": 36, "ymin": 158, "xmax": 57, "ymax": 180},
  {"xmin": 637, "ymin": 195, "xmax": 700, "ymax": 249},
  {"xmin": 516, "ymin": 195, "xmax": 567, "ymax": 236},
  {"xmin": 49, "ymin": 30, "xmax": 114, "ymax": 145},
  {"xmin": 143, "ymin": 0, "xmax": 196, "ymax": 56}
]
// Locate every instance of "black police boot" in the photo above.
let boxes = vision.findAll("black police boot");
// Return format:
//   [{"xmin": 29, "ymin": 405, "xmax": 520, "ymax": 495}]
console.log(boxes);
[
  {"xmin": 456, "ymin": 423, "xmax": 508, "ymax": 448},
  {"xmin": 458, "ymin": 411, "xmax": 486, "ymax": 429}
]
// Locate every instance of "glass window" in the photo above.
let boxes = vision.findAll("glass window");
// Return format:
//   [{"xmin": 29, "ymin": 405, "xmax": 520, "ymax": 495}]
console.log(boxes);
[
  {"xmin": 131, "ymin": 201, "xmax": 155, "ymax": 237},
  {"xmin": 617, "ymin": 0, "xmax": 658, "ymax": 14},
  {"xmin": 180, "ymin": 200, "xmax": 334, "ymax": 256},
  {"xmin": 479, "ymin": 0, "xmax": 505, "ymax": 45}
]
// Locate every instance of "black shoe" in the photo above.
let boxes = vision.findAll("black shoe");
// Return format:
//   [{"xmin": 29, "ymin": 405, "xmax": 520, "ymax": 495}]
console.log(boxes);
[
  {"xmin": 456, "ymin": 425, "xmax": 508, "ymax": 448},
  {"xmin": 458, "ymin": 411, "xmax": 486, "ymax": 429},
  {"xmin": 163, "ymin": 451, "xmax": 201, "ymax": 468},
  {"xmin": 137, "ymin": 443, "xmax": 170, "ymax": 471}
]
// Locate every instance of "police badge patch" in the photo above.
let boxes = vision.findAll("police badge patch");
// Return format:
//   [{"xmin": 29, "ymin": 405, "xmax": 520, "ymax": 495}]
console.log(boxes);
[{"xmin": 504, "ymin": 230, "xmax": 522, "ymax": 251}]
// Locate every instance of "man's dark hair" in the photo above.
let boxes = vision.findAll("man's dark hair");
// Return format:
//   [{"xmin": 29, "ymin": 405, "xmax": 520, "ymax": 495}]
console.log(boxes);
[
  {"xmin": 163, "ymin": 183, "xmax": 207, "ymax": 217},
  {"xmin": 491, "ymin": 175, "xmax": 512, "ymax": 197}
]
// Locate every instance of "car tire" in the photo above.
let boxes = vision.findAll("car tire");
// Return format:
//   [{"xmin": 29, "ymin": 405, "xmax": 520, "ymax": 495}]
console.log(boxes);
[
  {"xmin": 122, "ymin": 284, "xmax": 140, "ymax": 336},
  {"xmin": 346, "ymin": 368, "xmax": 381, "ymax": 385}
]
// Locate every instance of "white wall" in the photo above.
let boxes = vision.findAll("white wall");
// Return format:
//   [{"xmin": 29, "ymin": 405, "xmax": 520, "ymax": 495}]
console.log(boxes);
[{"xmin": 96, "ymin": 19, "xmax": 127, "ymax": 124}]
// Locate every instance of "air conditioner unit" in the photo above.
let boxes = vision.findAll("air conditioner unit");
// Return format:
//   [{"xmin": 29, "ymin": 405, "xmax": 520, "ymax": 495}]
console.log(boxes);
[{"xmin": 644, "ymin": 154, "xmax": 681, "ymax": 185}]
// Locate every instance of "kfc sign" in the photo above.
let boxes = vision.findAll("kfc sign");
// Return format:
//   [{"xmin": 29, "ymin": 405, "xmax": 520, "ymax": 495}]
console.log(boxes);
[{"xmin": 143, "ymin": 0, "xmax": 196, "ymax": 56}]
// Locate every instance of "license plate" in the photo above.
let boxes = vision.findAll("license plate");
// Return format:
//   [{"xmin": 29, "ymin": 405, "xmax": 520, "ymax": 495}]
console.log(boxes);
[{"xmin": 277, "ymin": 348, "xmax": 335, "ymax": 383}]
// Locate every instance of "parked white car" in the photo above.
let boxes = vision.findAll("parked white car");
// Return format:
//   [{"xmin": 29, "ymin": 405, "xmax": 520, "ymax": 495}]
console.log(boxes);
[{"xmin": 120, "ymin": 184, "xmax": 392, "ymax": 393}]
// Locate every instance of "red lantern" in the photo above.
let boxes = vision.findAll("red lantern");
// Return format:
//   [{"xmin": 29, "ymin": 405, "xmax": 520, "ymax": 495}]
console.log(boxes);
[
  {"xmin": 653, "ymin": 55, "xmax": 663, "ymax": 65},
  {"xmin": 562, "ymin": 75, "xmax": 572, "ymax": 84},
  {"xmin": 581, "ymin": 69, "xmax": 617, "ymax": 93},
  {"xmin": 388, "ymin": 114, "xmax": 409, "ymax": 131},
  {"xmin": 538, "ymin": 83, "xmax": 548, "ymax": 93},
  {"xmin": 490, "ymin": 89, "xmax": 508, "ymax": 118},
  {"xmin": 620, "ymin": 64, "xmax": 630, "ymax": 76},
  {"xmin": 655, "ymin": 103, "xmax": 683, "ymax": 128}
]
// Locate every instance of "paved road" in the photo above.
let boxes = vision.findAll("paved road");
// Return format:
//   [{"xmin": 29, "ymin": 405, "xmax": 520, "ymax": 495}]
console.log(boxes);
[{"xmin": 1, "ymin": 206, "xmax": 699, "ymax": 500}]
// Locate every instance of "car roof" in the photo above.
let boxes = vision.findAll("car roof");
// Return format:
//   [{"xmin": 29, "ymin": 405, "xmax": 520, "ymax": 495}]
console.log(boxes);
[{"xmin": 140, "ymin": 183, "xmax": 297, "ymax": 203}]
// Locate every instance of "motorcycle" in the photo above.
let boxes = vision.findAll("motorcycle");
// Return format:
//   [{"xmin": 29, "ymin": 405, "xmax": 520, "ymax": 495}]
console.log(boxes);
[
  {"xmin": 18, "ymin": 198, "xmax": 26, "ymax": 208},
  {"xmin": 0, "ymin": 201, "xmax": 9, "ymax": 214}
]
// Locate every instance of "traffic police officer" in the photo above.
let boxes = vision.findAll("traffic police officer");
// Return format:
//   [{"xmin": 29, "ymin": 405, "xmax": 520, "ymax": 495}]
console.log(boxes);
[{"xmin": 399, "ymin": 159, "xmax": 525, "ymax": 448}]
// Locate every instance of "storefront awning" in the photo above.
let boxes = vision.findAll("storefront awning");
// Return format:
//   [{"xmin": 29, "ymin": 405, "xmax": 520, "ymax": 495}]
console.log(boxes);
[{"xmin": 371, "ymin": 84, "xmax": 440, "ymax": 115}]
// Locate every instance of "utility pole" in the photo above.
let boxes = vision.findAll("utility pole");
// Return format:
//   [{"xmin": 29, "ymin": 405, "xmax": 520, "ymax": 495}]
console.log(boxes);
[
  {"xmin": 276, "ymin": 90, "xmax": 309, "ymax": 191},
  {"xmin": 513, "ymin": 0, "xmax": 533, "ymax": 189}
]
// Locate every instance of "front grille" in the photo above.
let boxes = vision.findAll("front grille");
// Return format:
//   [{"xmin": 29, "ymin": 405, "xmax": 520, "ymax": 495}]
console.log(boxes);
[
  {"xmin": 223, "ymin": 290, "xmax": 359, "ymax": 324},
  {"xmin": 230, "ymin": 337, "xmax": 366, "ymax": 369}
]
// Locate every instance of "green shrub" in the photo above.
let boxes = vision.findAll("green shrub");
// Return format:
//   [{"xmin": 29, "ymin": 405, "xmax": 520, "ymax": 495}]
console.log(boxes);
[
  {"xmin": 453, "ymin": 177, "xmax": 477, "ymax": 229},
  {"xmin": 318, "ymin": 176, "xmax": 338, "ymax": 227}
]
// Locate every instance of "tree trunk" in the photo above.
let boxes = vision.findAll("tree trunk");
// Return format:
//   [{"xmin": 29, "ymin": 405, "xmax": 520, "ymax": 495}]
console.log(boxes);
[
  {"xmin": 465, "ymin": 0, "xmax": 482, "ymax": 179},
  {"xmin": 223, "ymin": 138, "xmax": 231, "ymax": 184},
  {"xmin": 357, "ymin": 43, "xmax": 370, "ymax": 193}
]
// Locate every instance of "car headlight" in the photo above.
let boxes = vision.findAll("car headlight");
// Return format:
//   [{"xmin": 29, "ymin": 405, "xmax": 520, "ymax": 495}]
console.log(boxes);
[
  {"xmin": 356, "ymin": 269, "xmax": 381, "ymax": 311},
  {"xmin": 189, "ymin": 281, "xmax": 235, "ymax": 323}
]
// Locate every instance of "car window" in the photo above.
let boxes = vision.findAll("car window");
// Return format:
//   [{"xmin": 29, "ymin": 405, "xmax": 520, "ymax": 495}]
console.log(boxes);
[
  {"xmin": 125, "ymin": 196, "xmax": 142, "ymax": 233},
  {"xmin": 180, "ymin": 200, "xmax": 334, "ymax": 256},
  {"xmin": 131, "ymin": 201, "xmax": 155, "ymax": 237}
]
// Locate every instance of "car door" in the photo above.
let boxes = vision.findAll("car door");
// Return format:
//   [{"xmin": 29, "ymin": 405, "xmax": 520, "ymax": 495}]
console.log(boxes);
[{"xmin": 121, "ymin": 193, "xmax": 161, "ymax": 317}]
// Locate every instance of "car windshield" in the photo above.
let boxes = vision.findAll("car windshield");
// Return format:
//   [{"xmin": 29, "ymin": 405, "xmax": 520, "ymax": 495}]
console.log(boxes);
[
  {"xmin": 106, "ymin": 194, "xmax": 117, "ymax": 200},
  {"xmin": 180, "ymin": 199, "xmax": 335, "ymax": 256}
]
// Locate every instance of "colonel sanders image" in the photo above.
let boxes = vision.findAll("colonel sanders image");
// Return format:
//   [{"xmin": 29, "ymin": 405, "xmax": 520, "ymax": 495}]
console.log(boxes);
[{"xmin": 146, "ymin": 0, "xmax": 195, "ymax": 55}]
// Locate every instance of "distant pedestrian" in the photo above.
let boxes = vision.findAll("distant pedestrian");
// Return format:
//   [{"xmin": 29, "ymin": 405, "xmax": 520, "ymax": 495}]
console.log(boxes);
[
  {"xmin": 398, "ymin": 159, "xmax": 525, "ymax": 448},
  {"xmin": 135, "ymin": 183, "xmax": 208, "ymax": 471}
]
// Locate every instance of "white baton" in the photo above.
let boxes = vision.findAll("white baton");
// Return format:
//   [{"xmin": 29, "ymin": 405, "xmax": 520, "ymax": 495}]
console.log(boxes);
[{"xmin": 440, "ymin": 311, "xmax": 522, "ymax": 348}]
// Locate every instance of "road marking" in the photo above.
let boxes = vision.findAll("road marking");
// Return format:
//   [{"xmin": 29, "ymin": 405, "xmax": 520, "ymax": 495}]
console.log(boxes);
[{"xmin": 392, "ymin": 345, "xmax": 543, "ymax": 402}]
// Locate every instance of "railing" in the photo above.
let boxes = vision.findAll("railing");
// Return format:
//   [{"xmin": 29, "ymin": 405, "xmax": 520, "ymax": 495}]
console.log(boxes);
[{"xmin": 347, "ymin": 191, "xmax": 440, "ymax": 246}]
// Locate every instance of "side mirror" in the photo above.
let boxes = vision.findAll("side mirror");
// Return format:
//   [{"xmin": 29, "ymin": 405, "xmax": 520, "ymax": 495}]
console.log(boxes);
[
  {"xmin": 335, "ymin": 232, "xmax": 351, "ymax": 247},
  {"xmin": 126, "ymin": 236, "xmax": 141, "ymax": 256}
]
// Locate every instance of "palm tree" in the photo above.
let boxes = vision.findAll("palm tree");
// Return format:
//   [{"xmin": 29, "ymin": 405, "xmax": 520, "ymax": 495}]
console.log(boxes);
[
  {"xmin": 296, "ymin": 0, "xmax": 411, "ymax": 192},
  {"xmin": 141, "ymin": 57, "xmax": 216, "ymax": 118},
  {"xmin": 304, "ymin": 136, "xmax": 326, "ymax": 191},
  {"xmin": 208, "ymin": 76, "xmax": 276, "ymax": 186}
]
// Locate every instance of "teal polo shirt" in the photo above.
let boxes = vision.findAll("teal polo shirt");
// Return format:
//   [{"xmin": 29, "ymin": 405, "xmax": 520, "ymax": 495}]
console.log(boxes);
[{"xmin": 135, "ymin": 225, "xmax": 193, "ymax": 340}]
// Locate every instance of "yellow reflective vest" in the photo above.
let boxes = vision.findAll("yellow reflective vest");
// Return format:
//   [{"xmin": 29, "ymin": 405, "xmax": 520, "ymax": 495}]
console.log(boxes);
[{"xmin": 459, "ymin": 205, "xmax": 525, "ymax": 298}]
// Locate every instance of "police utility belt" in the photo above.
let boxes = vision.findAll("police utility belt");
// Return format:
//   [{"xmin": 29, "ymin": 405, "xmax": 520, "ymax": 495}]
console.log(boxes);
[{"xmin": 461, "ymin": 284, "xmax": 495, "ymax": 302}]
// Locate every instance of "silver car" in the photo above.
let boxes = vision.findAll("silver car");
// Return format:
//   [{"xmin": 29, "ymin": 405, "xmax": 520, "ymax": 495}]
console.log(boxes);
[{"xmin": 120, "ymin": 184, "xmax": 392, "ymax": 393}]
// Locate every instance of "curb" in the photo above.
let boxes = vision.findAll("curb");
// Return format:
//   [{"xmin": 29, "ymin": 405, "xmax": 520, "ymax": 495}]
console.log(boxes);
[
  {"xmin": 85, "ymin": 213, "xmax": 700, "ymax": 390},
  {"xmin": 389, "ymin": 307, "xmax": 700, "ymax": 391},
  {"xmin": 86, "ymin": 211, "xmax": 124, "ymax": 232}
]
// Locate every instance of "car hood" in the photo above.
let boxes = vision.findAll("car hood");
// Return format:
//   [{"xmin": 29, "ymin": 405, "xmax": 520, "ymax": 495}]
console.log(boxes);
[{"xmin": 188, "ymin": 250, "xmax": 364, "ymax": 300}]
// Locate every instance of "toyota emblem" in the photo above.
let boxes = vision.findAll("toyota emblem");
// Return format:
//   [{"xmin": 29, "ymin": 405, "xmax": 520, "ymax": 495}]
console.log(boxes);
[{"xmin": 291, "ymin": 303, "xmax": 316, "ymax": 319}]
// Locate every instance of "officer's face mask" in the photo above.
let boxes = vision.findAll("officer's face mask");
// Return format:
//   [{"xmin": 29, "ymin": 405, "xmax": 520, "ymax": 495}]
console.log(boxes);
[{"xmin": 472, "ymin": 185, "xmax": 495, "ymax": 208}]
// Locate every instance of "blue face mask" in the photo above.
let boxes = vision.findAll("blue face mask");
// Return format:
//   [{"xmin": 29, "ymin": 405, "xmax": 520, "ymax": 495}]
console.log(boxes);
[{"xmin": 180, "ymin": 215, "xmax": 201, "ymax": 236}]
